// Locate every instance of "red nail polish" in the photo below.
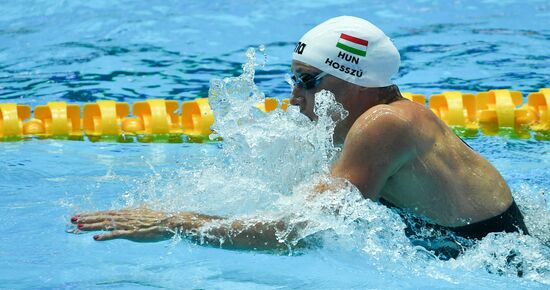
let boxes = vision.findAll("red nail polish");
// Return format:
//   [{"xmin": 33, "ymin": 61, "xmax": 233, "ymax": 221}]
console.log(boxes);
[
  {"xmin": 71, "ymin": 217, "xmax": 78, "ymax": 222},
  {"xmin": 93, "ymin": 235, "xmax": 99, "ymax": 240},
  {"xmin": 77, "ymin": 224, "xmax": 83, "ymax": 229}
]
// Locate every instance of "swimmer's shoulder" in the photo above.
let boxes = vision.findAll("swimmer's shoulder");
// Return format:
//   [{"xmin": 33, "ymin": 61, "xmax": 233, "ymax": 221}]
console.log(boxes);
[
  {"xmin": 347, "ymin": 101, "xmax": 433, "ymax": 157},
  {"xmin": 354, "ymin": 102, "xmax": 413, "ymax": 133},
  {"xmin": 348, "ymin": 103, "xmax": 414, "ymax": 145}
]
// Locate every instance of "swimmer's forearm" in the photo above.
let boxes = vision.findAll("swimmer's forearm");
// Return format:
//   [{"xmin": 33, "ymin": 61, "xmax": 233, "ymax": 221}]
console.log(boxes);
[{"xmin": 181, "ymin": 217, "xmax": 308, "ymax": 251}]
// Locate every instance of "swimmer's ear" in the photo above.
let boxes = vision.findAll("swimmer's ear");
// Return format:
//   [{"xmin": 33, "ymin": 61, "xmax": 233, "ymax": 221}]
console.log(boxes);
[
  {"xmin": 356, "ymin": 85, "xmax": 369, "ymax": 92},
  {"xmin": 367, "ymin": 85, "xmax": 401, "ymax": 103},
  {"xmin": 355, "ymin": 86, "xmax": 379, "ymax": 99}
]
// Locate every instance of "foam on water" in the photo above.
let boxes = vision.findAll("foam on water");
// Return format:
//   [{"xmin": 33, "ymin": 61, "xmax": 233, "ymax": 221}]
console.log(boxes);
[{"xmin": 125, "ymin": 47, "xmax": 550, "ymax": 285}]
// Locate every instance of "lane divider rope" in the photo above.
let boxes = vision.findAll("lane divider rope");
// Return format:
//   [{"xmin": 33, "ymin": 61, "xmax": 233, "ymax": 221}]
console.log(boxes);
[{"xmin": 0, "ymin": 88, "xmax": 548, "ymax": 142}]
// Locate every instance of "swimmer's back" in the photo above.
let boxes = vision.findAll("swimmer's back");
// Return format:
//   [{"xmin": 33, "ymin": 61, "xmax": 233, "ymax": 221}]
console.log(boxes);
[{"xmin": 378, "ymin": 99, "xmax": 513, "ymax": 227}]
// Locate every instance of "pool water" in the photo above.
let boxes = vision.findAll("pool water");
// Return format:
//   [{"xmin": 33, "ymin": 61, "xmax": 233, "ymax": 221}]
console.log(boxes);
[{"xmin": 1, "ymin": 0, "xmax": 550, "ymax": 289}]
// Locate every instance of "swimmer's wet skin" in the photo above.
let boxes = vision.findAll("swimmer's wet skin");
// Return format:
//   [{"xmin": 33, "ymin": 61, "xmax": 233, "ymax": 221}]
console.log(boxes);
[
  {"xmin": 71, "ymin": 208, "xmax": 307, "ymax": 251},
  {"xmin": 71, "ymin": 16, "xmax": 529, "ymax": 259}
]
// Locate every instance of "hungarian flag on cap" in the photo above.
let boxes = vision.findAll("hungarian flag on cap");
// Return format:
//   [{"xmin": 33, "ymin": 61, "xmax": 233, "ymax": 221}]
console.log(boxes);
[{"xmin": 336, "ymin": 33, "xmax": 369, "ymax": 57}]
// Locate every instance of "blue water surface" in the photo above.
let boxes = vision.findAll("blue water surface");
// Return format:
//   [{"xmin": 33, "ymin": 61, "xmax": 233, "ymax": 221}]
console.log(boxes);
[{"xmin": 1, "ymin": 0, "xmax": 549, "ymax": 289}]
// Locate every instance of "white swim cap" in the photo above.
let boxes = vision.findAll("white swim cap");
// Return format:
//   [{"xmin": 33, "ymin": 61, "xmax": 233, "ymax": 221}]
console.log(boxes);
[{"xmin": 292, "ymin": 16, "xmax": 400, "ymax": 88}]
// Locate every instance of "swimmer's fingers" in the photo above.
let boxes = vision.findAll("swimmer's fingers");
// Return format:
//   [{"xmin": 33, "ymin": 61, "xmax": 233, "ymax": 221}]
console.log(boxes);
[
  {"xmin": 93, "ymin": 230, "xmax": 134, "ymax": 241},
  {"xmin": 74, "ymin": 209, "xmax": 164, "ymax": 220},
  {"xmin": 72, "ymin": 215, "xmax": 128, "ymax": 224},
  {"xmin": 94, "ymin": 226, "xmax": 171, "ymax": 242},
  {"xmin": 72, "ymin": 215, "xmax": 160, "ymax": 225},
  {"xmin": 77, "ymin": 219, "xmax": 166, "ymax": 231},
  {"xmin": 76, "ymin": 209, "xmax": 135, "ymax": 218},
  {"xmin": 77, "ymin": 221, "xmax": 124, "ymax": 231}
]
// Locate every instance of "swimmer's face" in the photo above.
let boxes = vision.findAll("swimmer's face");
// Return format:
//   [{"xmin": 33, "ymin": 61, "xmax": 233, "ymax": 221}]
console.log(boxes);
[{"xmin": 290, "ymin": 60, "xmax": 358, "ymax": 121}]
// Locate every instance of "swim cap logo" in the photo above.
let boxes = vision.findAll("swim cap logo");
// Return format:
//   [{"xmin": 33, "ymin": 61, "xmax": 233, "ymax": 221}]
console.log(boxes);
[
  {"xmin": 336, "ymin": 33, "xmax": 368, "ymax": 57},
  {"xmin": 321, "ymin": 34, "xmax": 367, "ymax": 78},
  {"xmin": 294, "ymin": 42, "xmax": 306, "ymax": 55}
]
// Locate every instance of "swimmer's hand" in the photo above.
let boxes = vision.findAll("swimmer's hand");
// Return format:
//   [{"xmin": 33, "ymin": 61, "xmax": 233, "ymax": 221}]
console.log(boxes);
[
  {"xmin": 70, "ymin": 208, "xmax": 220, "ymax": 242},
  {"xmin": 70, "ymin": 208, "xmax": 308, "ymax": 251}
]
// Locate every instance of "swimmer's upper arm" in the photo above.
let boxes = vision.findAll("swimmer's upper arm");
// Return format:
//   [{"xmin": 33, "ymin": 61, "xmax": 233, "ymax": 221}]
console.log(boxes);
[{"xmin": 331, "ymin": 107, "xmax": 415, "ymax": 200}]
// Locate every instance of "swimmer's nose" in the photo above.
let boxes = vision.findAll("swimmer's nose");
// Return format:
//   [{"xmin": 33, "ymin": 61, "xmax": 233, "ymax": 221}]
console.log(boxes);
[{"xmin": 290, "ymin": 86, "xmax": 304, "ymax": 106}]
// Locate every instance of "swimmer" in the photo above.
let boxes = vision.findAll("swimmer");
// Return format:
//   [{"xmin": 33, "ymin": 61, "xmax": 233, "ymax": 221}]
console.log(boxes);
[{"xmin": 71, "ymin": 16, "xmax": 528, "ymax": 255}]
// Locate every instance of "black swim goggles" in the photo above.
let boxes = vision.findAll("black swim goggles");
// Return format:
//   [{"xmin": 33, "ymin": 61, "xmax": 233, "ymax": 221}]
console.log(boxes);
[{"xmin": 289, "ymin": 71, "xmax": 328, "ymax": 90}]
